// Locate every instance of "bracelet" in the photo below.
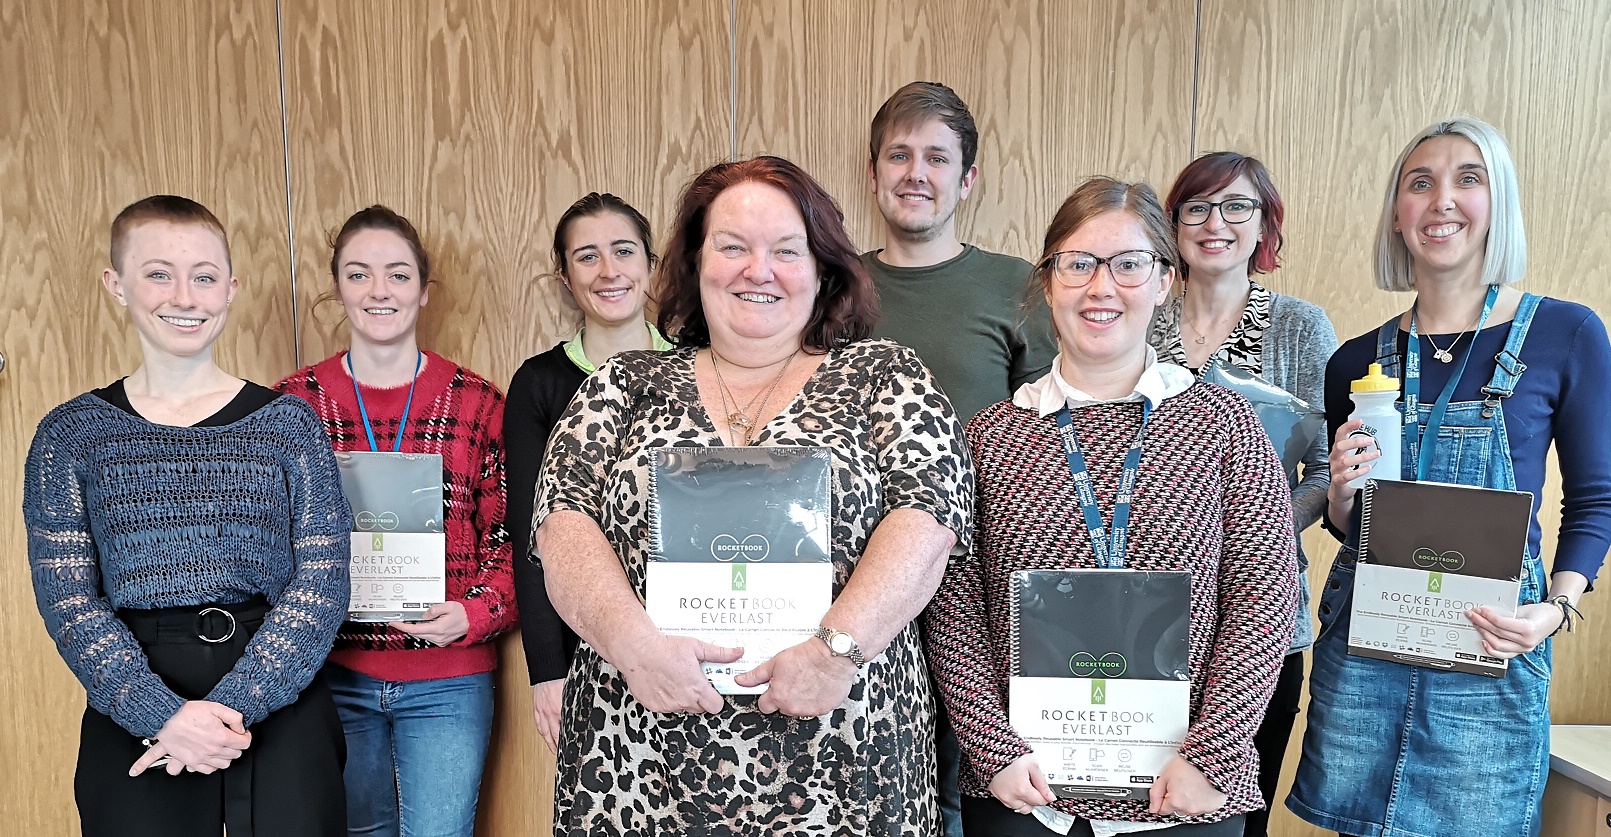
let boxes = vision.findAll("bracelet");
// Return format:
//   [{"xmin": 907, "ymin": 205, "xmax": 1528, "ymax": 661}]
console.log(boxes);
[{"xmin": 1548, "ymin": 594, "xmax": 1586, "ymax": 637}]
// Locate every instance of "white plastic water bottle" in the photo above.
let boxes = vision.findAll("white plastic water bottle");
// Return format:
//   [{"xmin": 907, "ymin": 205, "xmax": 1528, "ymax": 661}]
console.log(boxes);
[{"xmin": 1345, "ymin": 363, "xmax": 1401, "ymax": 491}]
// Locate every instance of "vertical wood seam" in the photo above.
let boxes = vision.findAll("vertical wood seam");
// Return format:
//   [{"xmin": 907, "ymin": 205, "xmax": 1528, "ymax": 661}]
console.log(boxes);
[
  {"xmin": 728, "ymin": 0, "xmax": 738, "ymax": 160},
  {"xmin": 275, "ymin": 0, "xmax": 302, "ymax": 368},
  {"xmin": 1189, "ymin": 0, "xmax": 1203, "ymax": 159}
]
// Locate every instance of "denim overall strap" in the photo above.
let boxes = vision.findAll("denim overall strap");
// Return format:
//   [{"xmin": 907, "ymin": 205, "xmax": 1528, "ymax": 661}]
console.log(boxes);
[
  {"xmin": 1479, "ymin": 293, "xmax": 1543, "ymax": 419},
  {"xmin": 1372, "ymin": 315, "xmax": 1403, "ymax": 378}
]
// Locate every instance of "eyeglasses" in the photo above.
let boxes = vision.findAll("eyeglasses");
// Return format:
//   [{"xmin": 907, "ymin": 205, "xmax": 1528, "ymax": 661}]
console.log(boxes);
[
  {"xmin": 1177, "ymin": 198, "xmax": 1262, "ymax": 226},
  {"xmin": 1038, "ymin": 250, "xmax": 1169, "ymax": 288}
]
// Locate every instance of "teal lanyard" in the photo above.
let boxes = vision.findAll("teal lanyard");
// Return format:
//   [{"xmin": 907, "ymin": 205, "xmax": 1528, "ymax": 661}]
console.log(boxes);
[
  {"xmin": 1055, "ymin": 404, "xmax": 1149, "ymax": 569},
  {"xmin": 346, "ymin": 351, "xmax": 422, "ymax": 453},
  {"xmin": 1402, "ymin": 286, "xmax": 1497, "ymax": 481}
]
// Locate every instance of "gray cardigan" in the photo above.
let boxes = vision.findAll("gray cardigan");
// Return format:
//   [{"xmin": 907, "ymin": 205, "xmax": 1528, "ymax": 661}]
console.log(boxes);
[{"xmin": 1151, "ymin": 289, "xmax": 1338, "ymax": 652}]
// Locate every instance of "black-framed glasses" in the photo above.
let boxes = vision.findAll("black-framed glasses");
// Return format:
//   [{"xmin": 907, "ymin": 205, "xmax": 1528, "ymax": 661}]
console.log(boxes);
[
  {"xmin": 1038, "ymin": 249, "xmax": 1169, "ymax": 288},
  {"xmin": 1177, "ymin": 198, "xmax": 1262, "ymax": 226}
]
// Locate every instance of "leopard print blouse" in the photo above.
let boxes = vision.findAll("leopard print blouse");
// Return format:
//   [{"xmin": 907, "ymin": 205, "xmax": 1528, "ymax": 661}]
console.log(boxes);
[{"xmin": 535, "ymin": 339, "xmax": 973, "ymax": 836}]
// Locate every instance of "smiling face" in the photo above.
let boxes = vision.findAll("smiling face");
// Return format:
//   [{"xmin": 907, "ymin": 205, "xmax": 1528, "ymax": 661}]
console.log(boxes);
[
  {"xmin": 698, "ymin": 181, "xmax": 820, "ymax": 350},
  {"xmin": 334, "ymin": 227, "xmax": 428, "ymax": 348},
  {"xmin": 1176, "ymin": 173, "xmax": 1262, "ymax": 282},
  {"xmin": 101, "ymin": 220, "xmax": 238, "ymax": 361},
  {"xmin": 561, "ymin": 211, "xmax": 653, "ymax": 329},
  {"xmin": 1046, "ymin": 210, "xmax": 1173, "ymax": 374},
  {"xmin": 869, "ymin": 117, "xmax": 978, "ymax": 243},
  {"xmin": 1393, "ymin": 135, "xmax": 1492, "ymax": 281}
]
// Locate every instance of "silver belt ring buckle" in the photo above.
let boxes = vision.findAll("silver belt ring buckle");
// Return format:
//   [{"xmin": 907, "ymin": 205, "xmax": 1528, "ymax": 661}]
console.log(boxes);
[{"xmin": 195, "ymin": 607, "xmax": 237, "ymax": 643}]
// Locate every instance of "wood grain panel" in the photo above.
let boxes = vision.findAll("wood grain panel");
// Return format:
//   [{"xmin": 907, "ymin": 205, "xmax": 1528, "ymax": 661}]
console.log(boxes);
[
  {"xmin": 1195, "ymin": 3, "xmax": 1611, "ymax": 835},
  {"xmin": 0, "ymin": 1, "xmax": 293, "ymax": 832},
  {"xmin": 733, "ymin": 0, "xmax": 1197, "ymax": 261},
  {"xmin": 278, "ymin": 2, "xmax": 732, "ymax": 834}
]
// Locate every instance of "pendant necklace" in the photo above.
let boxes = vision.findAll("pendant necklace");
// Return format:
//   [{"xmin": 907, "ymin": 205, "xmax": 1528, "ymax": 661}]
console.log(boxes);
[
  {"xmin": 710, "ymin": 349, "xmax": 797, "ymax": 445},
  {"xmin": 1414, "ymin": 302, "xmax": 1480, "ymax": 364}
]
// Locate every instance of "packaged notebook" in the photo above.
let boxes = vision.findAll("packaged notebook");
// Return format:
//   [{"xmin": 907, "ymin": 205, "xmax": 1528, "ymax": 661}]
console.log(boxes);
[
  {"xmin": 1347, "ymin": 478, "xmax": 1532, "ymax": 677},
  {"xmin": 645, "ymin": 446, "xmax": 833, "ymax": 694},
  {"xmin": 335, "ymin": 450, "xmax": 446, "ymax": 622},
  {"xmin": 1009, "ymin": 569, "xmax": 1192, "ymax": 801}
]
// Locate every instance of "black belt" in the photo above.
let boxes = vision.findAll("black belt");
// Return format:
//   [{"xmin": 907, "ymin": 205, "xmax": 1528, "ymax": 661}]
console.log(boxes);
[
  {"xmin": 120, "ymin": 597, "xmax": 270, "ymax": 645},
  {"xmin": 119, "ymin": 596, "xmax": 270, "ymax": 836}
]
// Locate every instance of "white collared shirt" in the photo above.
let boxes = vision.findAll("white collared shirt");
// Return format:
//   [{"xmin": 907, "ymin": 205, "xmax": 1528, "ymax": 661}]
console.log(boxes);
[{"xmin": 1012, "ymin": 345, "xmax": 1196, "ymax": 416}]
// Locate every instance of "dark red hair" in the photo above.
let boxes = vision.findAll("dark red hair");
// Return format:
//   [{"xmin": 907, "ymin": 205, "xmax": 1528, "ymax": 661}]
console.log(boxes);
[
  {"xmin": 656, "ymin": 156, "xmax": 879, "ymax": 352},
  {"xmin": 1164, "ymin": 151, "xmax": 1285, "ymax": 277}
]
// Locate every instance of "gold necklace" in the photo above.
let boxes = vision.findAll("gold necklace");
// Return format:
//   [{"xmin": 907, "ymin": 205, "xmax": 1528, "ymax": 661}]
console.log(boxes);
[{"xmin": 710, "ymin": 349, "xmax": 797, "ymax": 445}]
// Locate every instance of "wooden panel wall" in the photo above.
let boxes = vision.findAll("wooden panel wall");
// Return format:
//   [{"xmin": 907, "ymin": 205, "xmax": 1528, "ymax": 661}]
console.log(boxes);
[
  {"xmin": 734, "ymin": 0, "xmax": 1197, "ymax": 259},
  {"xmin": 0, "ymin": 1, "xmax": 294, "ymax": 833},
  {"xmin": 2, "ymin": 2, "xmax": 1606, "ymax": 836}
]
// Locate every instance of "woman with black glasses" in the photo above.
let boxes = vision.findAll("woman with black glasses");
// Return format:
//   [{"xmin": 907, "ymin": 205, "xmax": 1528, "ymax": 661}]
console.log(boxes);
[
  {"xmin": 1147, "ymin": 152, "xmax": 1336, "ymax": 837},
  {"xmin": 927, "ymin": 176, "xmax": 1298, "ymax": 835}
]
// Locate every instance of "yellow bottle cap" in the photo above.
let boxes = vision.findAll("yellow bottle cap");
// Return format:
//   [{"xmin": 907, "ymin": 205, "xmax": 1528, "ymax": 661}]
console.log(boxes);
[{"xmin": 1351, "ymin": 362, "xmax": 1400, "ymax": 393}]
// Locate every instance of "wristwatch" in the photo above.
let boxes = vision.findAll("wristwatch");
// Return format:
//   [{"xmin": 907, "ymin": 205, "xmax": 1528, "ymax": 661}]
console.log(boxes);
[{"xmin": 814, "ymin": 626, "xmax": 867, "ymax": 668}]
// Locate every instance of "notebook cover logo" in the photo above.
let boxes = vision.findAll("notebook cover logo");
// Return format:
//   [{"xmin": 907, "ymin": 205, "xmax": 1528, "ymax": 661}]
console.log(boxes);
[
  {"xmin": 1412, "ymin": 548, "xmax": 1465, "ymax": 572},
  {"xmin": 1069, "ymin": 652, "xmax": 1128, "ymax": 678},
  {"xmin": 711, "ymin": 533, "xmax": 770, "ymax": 562}
]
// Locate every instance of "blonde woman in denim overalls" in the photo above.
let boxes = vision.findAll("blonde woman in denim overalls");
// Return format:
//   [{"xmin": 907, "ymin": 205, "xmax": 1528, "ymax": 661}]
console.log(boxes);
[{"xmin": 1287, "ymin": 117, "xmax": 1611, "ymax": 837}]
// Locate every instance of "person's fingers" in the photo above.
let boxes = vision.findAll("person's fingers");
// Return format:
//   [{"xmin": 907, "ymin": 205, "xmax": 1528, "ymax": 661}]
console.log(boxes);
[
  {"xmin": 694, "ymin": 641, "xmax": 744, "ymax": 664},
  {"xmin": 206, "ymin": 703, "xmax": 245, "ymax": 730},
  {"xmin": 1029, "ymin": 768, "xmax": 1056, "ymax": 805},
  {"xmin": 128, "ymin": 745, "xmax": 168, "ymax": 777},
  {"xmin": 694, "ymin": 682, "xmax": 726, "ymax": 714},
  {"xmin": 165, "ymin": 758, "xmax": 186, "ymax": 776},
  {"xmin": 733, "ymin": 657, "xmax": 772, "ymax": 689},
  {"xmin": 1148, "ymin": 774, "xmax": 1168, "ymax": 814}
]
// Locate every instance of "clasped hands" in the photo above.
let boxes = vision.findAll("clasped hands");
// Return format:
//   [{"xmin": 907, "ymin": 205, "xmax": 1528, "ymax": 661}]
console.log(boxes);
[
  {"xmin": 990, "ymin": 752, "xmax": 1225, "ymax": 818},
  {"xmin": 613, "ymin": 631, "xmax": 856, "ymax": 717},
  {"xmin": 129, "ymin": 700, "xmax": 252, "ymax": 777}
]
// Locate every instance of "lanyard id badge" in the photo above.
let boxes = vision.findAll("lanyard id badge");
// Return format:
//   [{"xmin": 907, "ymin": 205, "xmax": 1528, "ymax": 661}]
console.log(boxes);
[{"xmin": 1055, "ymin": 404, "xmax": 1149, "ymax": 569}]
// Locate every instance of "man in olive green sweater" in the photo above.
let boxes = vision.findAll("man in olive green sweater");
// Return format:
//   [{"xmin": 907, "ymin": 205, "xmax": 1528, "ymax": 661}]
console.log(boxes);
[
  {"xmin": 862, "ymin": 82, "xmax": 1055, "ymax": 425},
  {"xmin": 861, "ymin": 82, "xmax": 1056, "ymax": 837}
]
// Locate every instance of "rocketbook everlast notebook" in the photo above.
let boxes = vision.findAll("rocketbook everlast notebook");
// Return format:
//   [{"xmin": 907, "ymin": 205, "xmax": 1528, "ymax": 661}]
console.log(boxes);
[
  {"xmin": 1009, "ymin": 569, "xmax": 1192, "ymax": 801},
  {"xmin": 1347, "ymin": 478, "xmax": 1533, "ymax": 676},
  {"xmin": 645, "ymin": 446, "xmax": 834, "ymax": 694}
]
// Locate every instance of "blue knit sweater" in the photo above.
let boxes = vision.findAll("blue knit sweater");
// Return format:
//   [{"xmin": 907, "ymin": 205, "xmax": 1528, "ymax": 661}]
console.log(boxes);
[{"xmin": 24, "ymin": 391, "xmax": 352, "ymax": 738}]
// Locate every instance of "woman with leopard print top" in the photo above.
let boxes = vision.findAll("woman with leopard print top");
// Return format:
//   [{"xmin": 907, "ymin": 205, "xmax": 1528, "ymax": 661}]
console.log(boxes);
[{"xmin": 534, "ymin": 156, "xmax": 974, "ymax": 836}]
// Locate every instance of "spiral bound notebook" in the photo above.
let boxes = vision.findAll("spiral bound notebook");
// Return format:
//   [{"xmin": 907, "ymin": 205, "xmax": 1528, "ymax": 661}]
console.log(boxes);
[
  {"xmin": 335, "ymin": 451, "xmax": 447, "ymax": 622},
  {"xmin": 1008, "ymin": 569, "xmax": 1192, "ymax": 801},
  {"xmin": 644, "ymin": 446, "xmax": 834, "ymax": 694},
  {"xmin": 1347, "ymin": 479, "xmax": 1533, "ymax": 677}
]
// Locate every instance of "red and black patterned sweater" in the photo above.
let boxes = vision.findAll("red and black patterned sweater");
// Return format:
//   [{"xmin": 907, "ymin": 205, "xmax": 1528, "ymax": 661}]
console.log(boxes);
[
  {"xmin": 277, "ymin": 350, "xmax": 516, "ymax": 682},
  {"xmin": 924, "ymin": 381, "xmax": 1298, "ymax": 824}
]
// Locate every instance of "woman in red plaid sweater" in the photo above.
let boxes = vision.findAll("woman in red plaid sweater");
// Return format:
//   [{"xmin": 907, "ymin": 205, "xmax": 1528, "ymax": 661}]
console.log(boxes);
[
  {"xmin": 923, "ymin": 178, "xmax": 1297, "ymax": 835},
  {"xmin": 277, "ymin": 206, "xmax": 515, "ymax": 837}
]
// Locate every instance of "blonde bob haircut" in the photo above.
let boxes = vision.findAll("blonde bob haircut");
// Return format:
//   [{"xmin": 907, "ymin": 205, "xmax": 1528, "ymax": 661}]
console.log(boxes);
[{"xmin": 1374, "ymin": 116, "xmax": 1526, "ymax": 292}]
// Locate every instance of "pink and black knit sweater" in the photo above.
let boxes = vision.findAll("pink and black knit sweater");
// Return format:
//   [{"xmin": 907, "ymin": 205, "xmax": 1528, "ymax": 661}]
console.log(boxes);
[
  {"xmin": 277, "ymin": 350, "xmax": 516, "ymax": 683},
  {"xmin": 924, "ymin": 381, "xmax": 1298, "ymax": 824}
]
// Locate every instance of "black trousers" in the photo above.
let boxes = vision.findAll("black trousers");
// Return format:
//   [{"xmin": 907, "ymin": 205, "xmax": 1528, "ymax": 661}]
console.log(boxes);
[
  {"xmin": 74, "ymin": 600, "xmax": 346, "ymax": 837},
  {"xmin": 961, "ymin": 796, "xmax": 1246, "ymax": 836},
  {"xmin": 1243, "ymin": 651, "xmax": 1306, "ymax": 837}
]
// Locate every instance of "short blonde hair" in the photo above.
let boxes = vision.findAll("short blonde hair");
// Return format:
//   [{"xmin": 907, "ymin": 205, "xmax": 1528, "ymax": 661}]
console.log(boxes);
[{"xmin": 1374, "ymin": 116, "xmax": 1526, "ymax": 291}]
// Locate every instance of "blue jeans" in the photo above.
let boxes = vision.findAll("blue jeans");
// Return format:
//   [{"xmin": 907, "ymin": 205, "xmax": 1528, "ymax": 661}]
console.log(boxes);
[{"xmin": 327, "ymin": 666, "xmax": 494, "ymax": 837}]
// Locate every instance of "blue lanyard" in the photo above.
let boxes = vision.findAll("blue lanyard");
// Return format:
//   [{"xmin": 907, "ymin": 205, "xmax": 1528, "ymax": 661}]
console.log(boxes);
[
  {"xmin": 1403, "ymin": 285, "xmax": 1497, "ymax": 481},
  {"xmin": 346, "ymin": 351, "xmax": 422, "ymax": 453},
  {"xmin": 1055, "ymin": 404, "xmax": 1149, "ymax": 569}
]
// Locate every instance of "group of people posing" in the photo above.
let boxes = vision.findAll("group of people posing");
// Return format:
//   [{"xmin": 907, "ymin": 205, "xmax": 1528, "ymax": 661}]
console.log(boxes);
[{"xmin": 25, "ymin": 81, "xmax": 1611, "ymax": 837}]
